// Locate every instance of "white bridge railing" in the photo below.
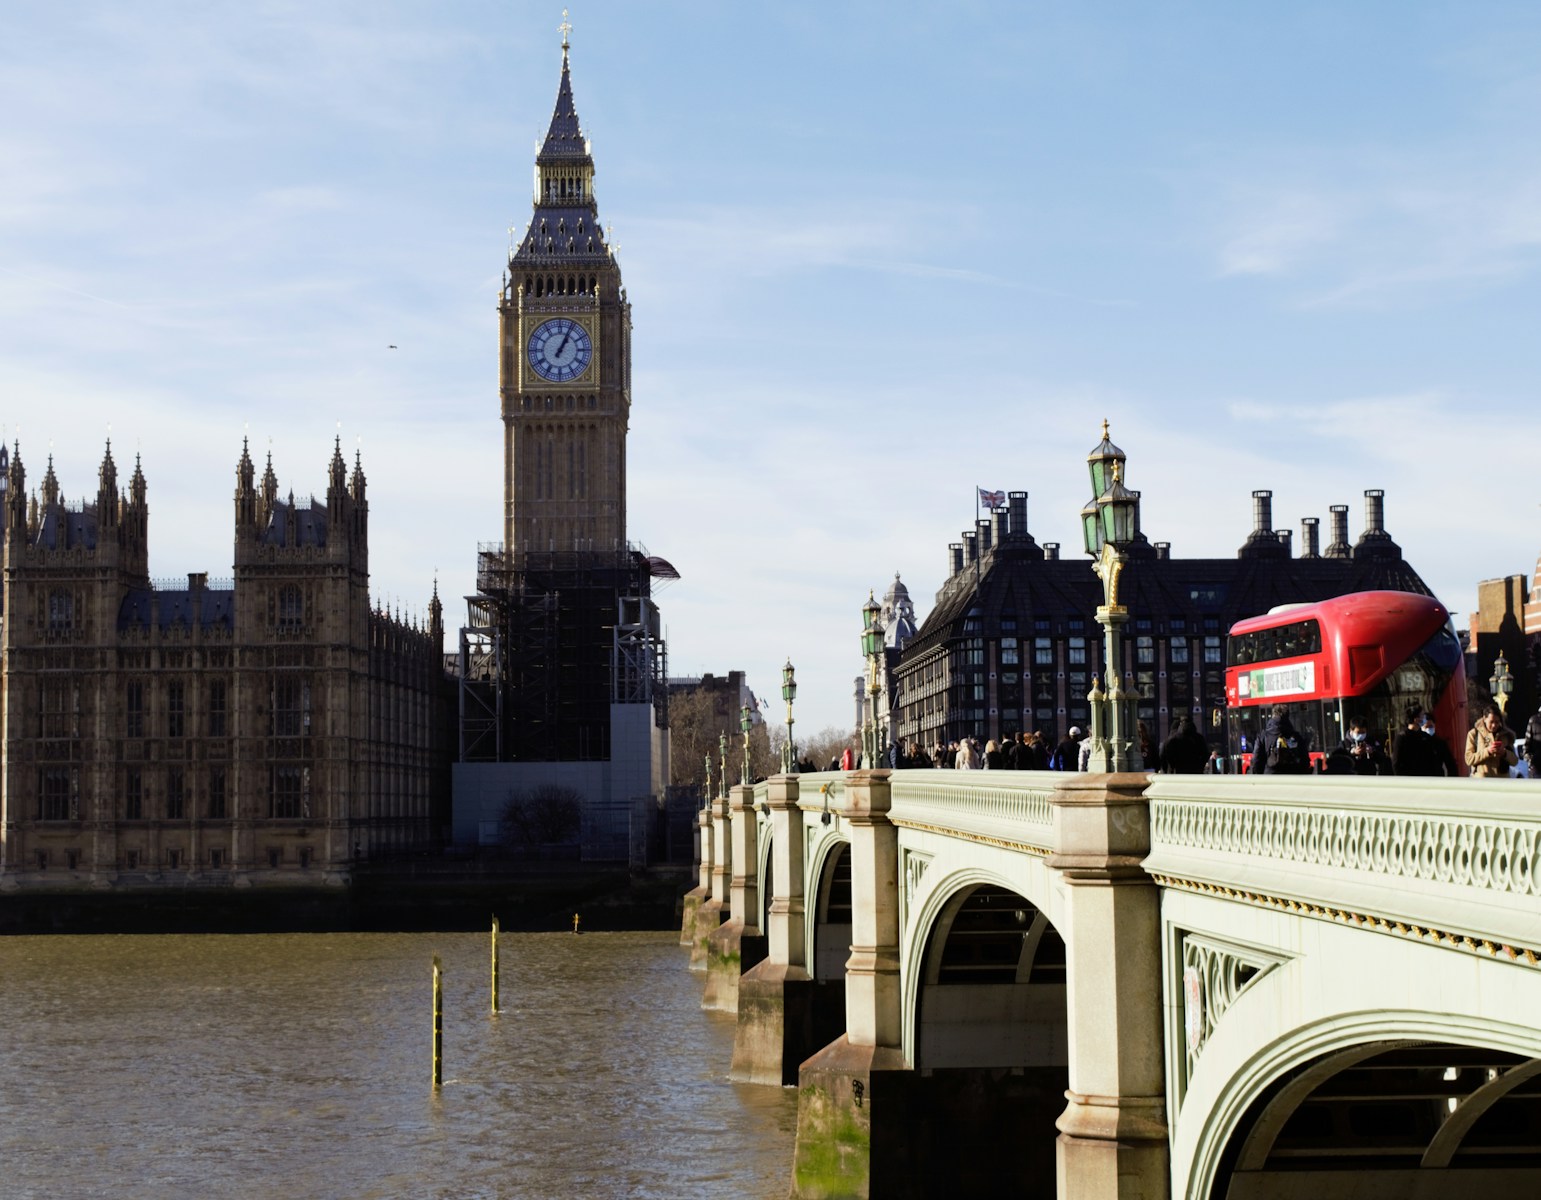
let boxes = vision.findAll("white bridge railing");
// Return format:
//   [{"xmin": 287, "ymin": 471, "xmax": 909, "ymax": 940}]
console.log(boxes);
[{"xmin": 1143, "ymin": 775, "xmax": 1541, "ymax": 962}]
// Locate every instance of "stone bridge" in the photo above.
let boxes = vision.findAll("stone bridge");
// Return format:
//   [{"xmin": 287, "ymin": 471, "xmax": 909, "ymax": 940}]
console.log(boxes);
[{"xmin": 681, "ymin": 770, "xmax": 1541, "ymax": 1199}]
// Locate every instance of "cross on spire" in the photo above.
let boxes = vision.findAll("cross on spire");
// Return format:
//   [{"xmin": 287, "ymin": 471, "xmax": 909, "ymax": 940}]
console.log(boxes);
[{"xmin": 559, "ymin": 9, "xmax": 572, "ymax": 50}]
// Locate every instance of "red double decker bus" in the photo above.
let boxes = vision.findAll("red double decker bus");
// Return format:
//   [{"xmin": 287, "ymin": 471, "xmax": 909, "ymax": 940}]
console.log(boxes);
[{"xmin": 1225, "ymin": 590, "xmax": 1467, "ymax": 774}]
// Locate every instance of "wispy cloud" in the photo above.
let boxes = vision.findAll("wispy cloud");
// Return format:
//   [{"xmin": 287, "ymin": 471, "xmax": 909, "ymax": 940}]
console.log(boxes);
[{"xmin": 1204, "ymin": 154, "xmax": 1541, "ymax": 307}]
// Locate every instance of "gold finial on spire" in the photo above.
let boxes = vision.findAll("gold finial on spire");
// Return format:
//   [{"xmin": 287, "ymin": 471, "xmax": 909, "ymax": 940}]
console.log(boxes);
[
  {"xmin": 1112, "ymin": 460, "xmax": 1123, "ymax": 484},
  {"xmin": 1101, "ymin": 418, "xmax": 1110, "ymax": 440},
  {"xmin": 559, "ymin": 9, "xmax": 572, "ymax": 50}
]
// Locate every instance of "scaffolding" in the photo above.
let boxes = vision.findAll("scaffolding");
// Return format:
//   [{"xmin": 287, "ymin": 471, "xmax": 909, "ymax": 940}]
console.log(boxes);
[{"xmin": 457, "ymin": 542, "xmax": 667, "ymax": 763}]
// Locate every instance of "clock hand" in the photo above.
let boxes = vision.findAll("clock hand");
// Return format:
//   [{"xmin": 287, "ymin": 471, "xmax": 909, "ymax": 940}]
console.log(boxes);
[{"xmin": 554, "ymin": 332, "xmax": 570, "ymax": 356}]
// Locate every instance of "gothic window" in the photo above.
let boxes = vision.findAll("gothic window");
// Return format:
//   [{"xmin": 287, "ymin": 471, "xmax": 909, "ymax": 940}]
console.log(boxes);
[
  {"xmin": 40, "ymin": 683, "xmax": 76, "ymax": 739},
  {"xmin": 1203, "ymin": 636, "xmax": 1223, "ymax": 664},
  {"xmin": 1137, "ymin": 671, "xmax": 1157, "ymax": 700},
  {"xmin": 568, "ymin": 438, "xmax": 587, "ymax": 499},
  {"xmin": 1068, "ymin": 637, "xmax": 1087, "ymax": 666},
  {"xmin": 126, "ymin": 681, "xmax": 144, "ymax": 738},
  {"xmin": 1170, "ymin": 640, "xmax": 1190, "ymax": 665},
  {"xmin": 272, "ymin": 677, "xmax": 311, "ymax": 737},
  {"xmin": 1136, "ymin": 636, "xmax": 1155, "ymax": 666},
  {"xmin": 208, "ymin": 767, "xmax": 227, "ymax": 820},
  {"xmin": 1000, "ymin": 638, "xmax": 1019, "ymax": 665},
  {"xmin": 39, "ymin": 769, "xmax": 71, "ymax": 821},
  {"xmin": 1034, "ymin": 638, "xmax": 1054, "ymax": 666},
  {"xmin": 166, "ymin": 769, "xmax": 185, "ymax": 820},
  {"xmin": 125, "ymin": 770, "xmax": 143, "ymax": 820},
  {"xmin": 167, "ymin": 681, "xmax": 185, "ymax": 738},
  {"xmin": 277, "ymin": 585, "xmax": 303, "ymax": 629},
  {"xmin": 271, "ymin": 766, "xmax": 303, "ymax": 819},
  {"xmin": 208, "ymin": 680, "xmax": 227, "ymax": 737},
  {"xmin": 1069, "ymin": 673, "xmax": 1088, "ymax": 702},
  {"xmin": 47, "ymin": 589, "xmax": 73, "ymax": 631}
]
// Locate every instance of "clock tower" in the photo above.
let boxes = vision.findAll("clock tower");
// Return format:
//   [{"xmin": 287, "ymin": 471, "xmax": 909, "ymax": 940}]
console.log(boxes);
[{"xmin": 500, "ymin": 27, "xmax": 630, "ymax": 559}]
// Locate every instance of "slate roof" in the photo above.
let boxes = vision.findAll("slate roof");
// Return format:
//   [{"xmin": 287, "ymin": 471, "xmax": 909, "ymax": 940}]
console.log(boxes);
[
  {"xmin": 905, "ymin": 539, "xmax": 1433, "ymax": 660},
  {"xmin": 118, "ymin": 588, "xmax": 235, "ymax": 633},
  {"xmin": 261, "ymin": 498, "xmax": 328, "ymax": 548},
  {"xmin": 537, "ymin": 52, "xmax": 589, "ymax": 164},
  {"xmin": 34, "ymin": 503, "xmax": 99, "ymax": 552},
  {"xmin": 512, "ymin": 207, "xmax": 610, "ymax": 263}
]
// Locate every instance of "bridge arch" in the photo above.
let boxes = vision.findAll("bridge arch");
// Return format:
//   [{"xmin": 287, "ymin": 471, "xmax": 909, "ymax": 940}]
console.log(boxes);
[
  {"xmin": 805, "ymin": 829, "xmax": 852, "ymax": 983},
  {"xmin": 897, "ymin": 866, "xmax": 1070, "ymax": 1195},
  {"xmin": 1186, "ymin": 1010, "xmax": 1541, "ymax": 1200},
  {"xmin": 900, "ymin": 863, "xmax": 1058, "ymax": 1064}
]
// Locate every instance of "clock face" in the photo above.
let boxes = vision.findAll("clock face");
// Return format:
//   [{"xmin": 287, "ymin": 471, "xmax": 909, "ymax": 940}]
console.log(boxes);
[{"xmin": 526, "ymin": 317, "xmax": 593, "ymax": 384}]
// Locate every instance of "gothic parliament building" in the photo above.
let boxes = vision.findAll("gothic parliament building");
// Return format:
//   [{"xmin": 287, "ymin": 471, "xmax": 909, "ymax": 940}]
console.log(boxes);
[
  {"xmin": 0, "ymin": 439, "xmax": 448, "ymax": 889},
  {"xmin": 0, "ymin": 32, "xmax": 671, "ymax": 882}
]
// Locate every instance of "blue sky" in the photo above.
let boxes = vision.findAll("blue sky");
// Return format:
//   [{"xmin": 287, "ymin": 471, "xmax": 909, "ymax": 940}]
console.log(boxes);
[{"xmin": 4, "ymin": 2, "xmax": 1540, "ymax": 737}]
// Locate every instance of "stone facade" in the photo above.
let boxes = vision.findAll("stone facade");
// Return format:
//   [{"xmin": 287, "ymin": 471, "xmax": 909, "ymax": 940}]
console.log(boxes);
[{"xmin": 0, "ymin": 438, "xmax": 448, "ymax": 889}]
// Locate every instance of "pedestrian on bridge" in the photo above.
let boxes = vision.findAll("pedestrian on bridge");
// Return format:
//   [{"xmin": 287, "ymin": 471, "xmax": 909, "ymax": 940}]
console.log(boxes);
[
  {"xmin": 1158, "ymin": 716, "xmax": 1210, "ymax": 774},
  {"xmin": 1466, "ymin": 704, "xmax": 1519, "ymax": 778}
]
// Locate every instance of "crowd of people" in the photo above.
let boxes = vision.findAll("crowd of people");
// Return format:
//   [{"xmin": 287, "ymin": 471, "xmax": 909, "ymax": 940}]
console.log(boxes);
[{"xmin": 842, "ymin": 702, "xmax": 1541, "ymax": 779}]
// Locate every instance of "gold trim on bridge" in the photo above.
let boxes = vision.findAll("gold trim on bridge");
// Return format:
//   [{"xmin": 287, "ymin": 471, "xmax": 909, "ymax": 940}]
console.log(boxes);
[
  {"xmin": 890, "ymin": 817, "xmax": 1052, "ymax": 859},
  {"xmin": 1150, "ymin": 873, "xmax": 1541, "ymax": 968}
]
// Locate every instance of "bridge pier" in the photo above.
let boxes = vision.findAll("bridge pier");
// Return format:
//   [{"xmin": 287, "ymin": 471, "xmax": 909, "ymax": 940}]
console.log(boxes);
[
  {"xmin": 1049, "ymin": 773, "xmax": 1168, "ymax": 1200},
  {"xmin": 732, "ymin": 773, "xmax": 816, "ymax": 1085},
  {"xmin": 704, "ymin": 783, "xmax": 766, "ymax": 1011},
  {"xmin": 679, "ymin": 799, "xmax": 710, "ymax": 948},
  {"xmin": 690, "ymin": 790, "xmax": 730, "ymax": 971},
  {"xmin": 791, "ymin": 770, "xmax": 917, "ymax": 1199}
]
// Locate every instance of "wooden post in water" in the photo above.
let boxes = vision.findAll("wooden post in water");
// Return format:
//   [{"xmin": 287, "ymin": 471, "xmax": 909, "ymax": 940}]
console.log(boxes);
[
  {"xmin": 491, "ymin": 916, "xmax": 500, "ymax": 1015},
  {"xmin": 431, "ymin": 954, "xmax": 443, "ymax": 1091},
  {"xmin": 572, "ymin": 912, "xmax": 581, "ymax": 934}
]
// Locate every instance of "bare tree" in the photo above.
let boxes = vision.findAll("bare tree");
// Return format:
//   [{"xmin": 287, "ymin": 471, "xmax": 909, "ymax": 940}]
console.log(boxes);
[
  {"xmin": 499, "ymin": 783, "xmax": 582, "ymax": 850},
  {"xmin": 669, "ymin": 688, "xmax": 779, "ymax": 787},
  {"xmin": 801, "ymin": 725, "xmax": 857, "ymax": 772}
]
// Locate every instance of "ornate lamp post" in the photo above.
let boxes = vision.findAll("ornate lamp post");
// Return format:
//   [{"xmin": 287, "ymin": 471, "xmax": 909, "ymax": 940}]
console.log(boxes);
[
  {"xmin": 1081, "ymin": 430, "xmax": 1143, "ymax": 772},
  {"xmin": 780, "ymin": 659, "xmax": 798, "ymax": 774},
  {"xmin": 1491, "ymin": 651, "xmax": 1515, "ymax": 716},
  {"xmin": 860, "ymin": 591, "xmax": 884, "ymax": 768},
  {"xmin": 740, "ymin": 703, "xmax": 753, "ymax": 785},
  {"xmin": 718, "ymin": 732, "xmax": 728, "ymax": 799}
]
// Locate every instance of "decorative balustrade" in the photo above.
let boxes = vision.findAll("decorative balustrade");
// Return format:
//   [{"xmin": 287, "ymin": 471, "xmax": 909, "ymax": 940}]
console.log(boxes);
[
  {"xmin": 889, "ymin": 769, "xmax": 1056, "ymax": 854},
  {"xmin": 1144, "ymin": 775, "xmax": 1541, "ymax": 960}
]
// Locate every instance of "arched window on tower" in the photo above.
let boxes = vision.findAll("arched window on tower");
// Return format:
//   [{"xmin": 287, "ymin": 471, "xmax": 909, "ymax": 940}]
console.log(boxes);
[{"xmin": 277, "ymin": 585, "xmax": 303, "ymax": 629}]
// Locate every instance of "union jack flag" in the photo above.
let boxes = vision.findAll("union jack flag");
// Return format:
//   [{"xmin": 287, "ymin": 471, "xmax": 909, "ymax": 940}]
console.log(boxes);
[{"xmin": 977, "ymin": 487, "xmax": 1006, "ymax": 510}]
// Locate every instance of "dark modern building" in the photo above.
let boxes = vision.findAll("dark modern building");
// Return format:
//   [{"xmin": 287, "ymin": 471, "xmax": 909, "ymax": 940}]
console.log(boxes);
[{"xmin": 891, "ymin": 429, "xmax": 1435, "ymax": 751}]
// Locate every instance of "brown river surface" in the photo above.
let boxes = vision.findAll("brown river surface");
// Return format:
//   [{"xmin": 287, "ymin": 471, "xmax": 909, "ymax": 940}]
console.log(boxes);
[{"xmin": 0, "ymin": 931, "xmax": 797, "ymax": 1199}]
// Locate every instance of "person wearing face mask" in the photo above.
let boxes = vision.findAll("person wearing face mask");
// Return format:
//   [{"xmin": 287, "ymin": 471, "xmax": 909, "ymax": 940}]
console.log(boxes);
[
  {"xmin": 1465, "ymin": 703, "xmax": 1519, "ymax": 778},
  {"xmin": 1331, "ymin": 718, "xmax": 1392, "ymax": 776},
  {"xmin": 1418, "ymin": 712, "xmax": 1459, "ymax": 777}
]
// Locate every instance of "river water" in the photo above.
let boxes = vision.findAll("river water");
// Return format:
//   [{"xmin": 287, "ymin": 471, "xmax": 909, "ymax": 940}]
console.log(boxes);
[{"xmin": 0, "ymin": 931, "xmax": 798, "ymax": 1199}]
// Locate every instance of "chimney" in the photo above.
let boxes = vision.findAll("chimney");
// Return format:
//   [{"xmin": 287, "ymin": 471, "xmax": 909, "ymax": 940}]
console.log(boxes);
[
  {"xmin": 1325, "ymin": 505, "xmax": 1351, "ymax": 559},
  {"xmin": 1363, "ymin": 488, "xmax": 1385, "ymax": 535},
  {"xmin": 1154, "ymin": 541, "xmax": 1170, "ymax": 560},
  {"xmin": 976, "ymin": 519, "xmax": 992, "ymax": 555},
  {"xmin": 1251, "ymin": 490, "xmax": 1273, "ymax": 536},
  {"xmin": 1008, "ymin": 491, "xmax": 1028, "ymax": 538},
  {"xmin": 1043, "ymin": 542, "xmax": 1059, "ymax": 561},
  {"xmin": 949, "ymin": 542, "xmax": 964, "ymax": 577},
  {"xmin": 187, "ymin": 572, "xmax": 207, "ymax": 592},
  {"xmin": 991, "ymin": 508, "xmax": 1008, "ymax": 548},
  {"xmin": 1275, "ymin": 529, "xmax": 1292, "ymax": 556},
  {"xmin": 1300, "ymin": 517, "xmax": 1320, "ymax": 559},
  {"xmin": 963, "ymin": 531, "xmax": 978, "ymax": 564}
]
